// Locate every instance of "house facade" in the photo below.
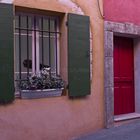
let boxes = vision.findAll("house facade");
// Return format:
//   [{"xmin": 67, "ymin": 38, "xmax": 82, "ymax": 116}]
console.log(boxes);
[
  {"xmin": 0, "ymin": 0, "xmax": 104, "ymax": 140},
  {"xmin": 104, "ymin": 0, "xmax": 140, "ymax": 128}
]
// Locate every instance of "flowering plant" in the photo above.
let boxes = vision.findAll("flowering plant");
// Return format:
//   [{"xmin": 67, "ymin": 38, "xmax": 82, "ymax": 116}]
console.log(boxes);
[{"xmin": 20, "ymin": 67, "xmax": 64, "ymax": 90}]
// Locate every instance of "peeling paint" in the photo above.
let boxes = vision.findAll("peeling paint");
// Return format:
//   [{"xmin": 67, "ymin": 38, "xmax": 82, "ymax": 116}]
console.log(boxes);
[
  {"xmin": 57, "ymin": 0, "xmax": 93, "ymax": 78},
  {"xmin": 58, "ymin": 0, "xmax": 84, "ymax": 14}
]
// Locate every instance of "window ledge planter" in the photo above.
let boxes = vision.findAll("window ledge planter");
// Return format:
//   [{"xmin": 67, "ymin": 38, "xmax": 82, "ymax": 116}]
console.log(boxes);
[
  {"xmin": 20, "ymin": 88, "xmax": 64, "ymax": 99},
  {"xmin": 19, "ymin": 67, "xmax": 65, "ymax": 99}
]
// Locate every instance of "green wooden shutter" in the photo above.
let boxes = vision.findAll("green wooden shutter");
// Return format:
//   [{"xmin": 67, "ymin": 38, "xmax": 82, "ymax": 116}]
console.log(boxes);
[
  {"xmin": 0, "ymin": 3, "xmax": 14, "ymax": 103},
  {"xmin": 68, "ymin": 13, "xmax": 90, "ymax": 97}
]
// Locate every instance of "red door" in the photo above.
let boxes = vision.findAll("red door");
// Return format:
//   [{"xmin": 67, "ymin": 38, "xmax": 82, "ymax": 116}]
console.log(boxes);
[{"xmin": 114, "ymin": 36, "xmax": 135, "ymax": 115}]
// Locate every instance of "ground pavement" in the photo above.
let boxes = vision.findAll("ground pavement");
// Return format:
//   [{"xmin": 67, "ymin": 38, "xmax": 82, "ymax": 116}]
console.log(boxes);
[{"xmin": 75, "ymin": 120, "xmax": 140, "ymax": 140}]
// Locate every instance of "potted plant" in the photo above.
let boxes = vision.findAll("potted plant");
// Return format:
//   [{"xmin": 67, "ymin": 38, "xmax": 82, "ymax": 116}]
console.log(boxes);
[{"xmin": 19, "ymin": 67, "xmax": 64, "ymax": 99}]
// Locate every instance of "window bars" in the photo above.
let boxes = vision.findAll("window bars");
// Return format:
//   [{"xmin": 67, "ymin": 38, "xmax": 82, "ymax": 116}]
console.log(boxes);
[{"xmin": 15, "ymin": 13, "xmax": 60, "ymax": 84}]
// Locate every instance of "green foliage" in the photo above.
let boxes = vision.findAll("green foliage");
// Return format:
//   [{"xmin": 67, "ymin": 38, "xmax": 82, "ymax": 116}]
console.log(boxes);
[{"xmin": 20, "ymin": 67, "xmax": 64, "ymax": 90}]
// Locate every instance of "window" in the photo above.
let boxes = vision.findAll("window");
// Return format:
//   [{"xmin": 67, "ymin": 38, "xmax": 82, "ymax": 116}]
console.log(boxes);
[
  {"xmin": 0, "ymin": 3, "xmax": 91, "ymax": 102},
  {"xmin": 14, "ymin": 13, "xmax": 60, "ymax": 91}
]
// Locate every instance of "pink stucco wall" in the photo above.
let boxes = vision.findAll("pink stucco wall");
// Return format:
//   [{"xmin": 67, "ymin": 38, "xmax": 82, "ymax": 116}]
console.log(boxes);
[
  {"xmin": 0, "ymin": 0, "xmax": 104, "ymax": 140},
  {"xmin": 104, "ymin": 0, "xmax": 140, "ymax": 25}
]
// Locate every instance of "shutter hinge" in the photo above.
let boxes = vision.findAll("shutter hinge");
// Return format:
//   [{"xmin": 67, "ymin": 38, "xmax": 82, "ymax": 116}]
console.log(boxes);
[
  {"xmin": 66, "ymin": 84, "xmax": 69, "ymax": 89},
  {"xmin": 66, "ymin": 21, "xmax": 68, "ymax": 26}
]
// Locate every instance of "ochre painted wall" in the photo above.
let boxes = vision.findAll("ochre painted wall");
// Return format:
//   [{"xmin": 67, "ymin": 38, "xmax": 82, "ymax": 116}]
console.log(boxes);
[
  {"xmin": 104, "ymin": 0, "xmax": 140, "ymax": 25},
  {"xmin": 0, "ymin": 0, "xmax": 104, "ymax": 140}
]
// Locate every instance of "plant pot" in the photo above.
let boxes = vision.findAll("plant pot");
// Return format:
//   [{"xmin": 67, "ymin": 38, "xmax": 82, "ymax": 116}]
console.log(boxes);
[{"xmin": 20, "ymin": 88, "xmax": 63, "ymax": 99}]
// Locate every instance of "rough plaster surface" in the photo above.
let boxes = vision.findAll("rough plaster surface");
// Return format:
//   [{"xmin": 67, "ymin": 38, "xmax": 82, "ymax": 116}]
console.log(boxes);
[
  {"xmin": 104, "ymin": 0, "xmax": 140, "ymax": 26},
  {"xmin": 0, "ymin": 97, "xmax": 103, "ymax": 140},
  {"xmin": 104, "ymin": 30, "xmax": 114, "ymax": 128},
  {"xmin": 105, "ymin": 21, "xmax": 140, "ymax": 36},
  {"xmin": 104, "ymin": 21, "xmax": 140, "ymax": 128},
  {"xmin": 58, "ymin": 0, "xmax": 84, "ymax": 14},
  {"xmin": 0, "ymin": 0, "xmax": 104, "ymax": 139},
  {"xmin": 134, "ymin": 39, "xmax": 140, "ymax": 113}
]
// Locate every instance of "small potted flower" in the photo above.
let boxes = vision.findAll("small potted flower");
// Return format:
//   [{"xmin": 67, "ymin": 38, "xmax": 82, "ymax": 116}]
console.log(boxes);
[{"xmin": 19, "ymin": 67, "xmax": 64, "ymax": 99}]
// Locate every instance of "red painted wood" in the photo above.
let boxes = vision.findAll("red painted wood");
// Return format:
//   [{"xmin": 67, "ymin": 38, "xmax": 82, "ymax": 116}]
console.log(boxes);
[{"xmin": 114, "ymin": 36, "xmax": 135, "ymax": 115}]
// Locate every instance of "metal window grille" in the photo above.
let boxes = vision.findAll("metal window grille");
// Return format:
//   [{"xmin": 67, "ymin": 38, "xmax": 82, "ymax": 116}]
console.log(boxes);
[{"xmin": 14, "ymin": 13, "xmax": 60, "ymax": 90}]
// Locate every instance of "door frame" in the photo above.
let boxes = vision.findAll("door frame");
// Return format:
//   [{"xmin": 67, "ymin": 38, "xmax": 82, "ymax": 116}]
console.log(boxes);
[{"xmin": 104, "ymin": 21, "xmax": 140, "ymax": 128}]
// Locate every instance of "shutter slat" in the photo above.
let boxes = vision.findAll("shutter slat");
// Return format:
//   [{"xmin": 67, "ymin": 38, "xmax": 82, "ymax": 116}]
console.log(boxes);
[
  {"xmin": 0, "ymin": 3, "xmax": 14, "ymax": 103},
  {"xmin": 68, "ymin": 13, "xmax": 90, "ymax": 97}
]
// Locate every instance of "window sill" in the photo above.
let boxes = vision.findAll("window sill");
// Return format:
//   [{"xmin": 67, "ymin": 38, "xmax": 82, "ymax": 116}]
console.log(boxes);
[{"xmin": 15, "ymin": 88, "xmax": 64, "ymax": 99}]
